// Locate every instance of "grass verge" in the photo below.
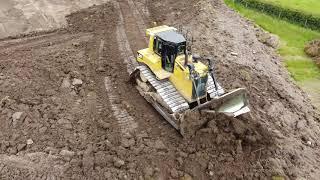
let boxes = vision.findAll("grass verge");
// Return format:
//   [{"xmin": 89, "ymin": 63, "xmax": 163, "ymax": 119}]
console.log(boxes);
[
  {"xmin": 225, "ymin": 0, "xmax": 320, "ymax": 81},
  {"xmin": 225, "ymin": 0, "xmax": 320, "ymax": 108}
]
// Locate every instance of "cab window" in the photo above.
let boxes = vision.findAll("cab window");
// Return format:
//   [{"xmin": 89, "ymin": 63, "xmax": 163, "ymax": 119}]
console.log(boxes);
[
  {"xmin": 177, "ymin": 43, "xmax": 186, "ymax": 55},
  {"xmin": 153, "ymin": 37, "xmax": 163, "ymax": 55}
]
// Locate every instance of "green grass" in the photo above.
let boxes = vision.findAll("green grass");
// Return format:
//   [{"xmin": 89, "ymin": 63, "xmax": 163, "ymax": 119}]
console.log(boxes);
[
  {"xmin": 225, "ymin": 0, "xmax": 320, "ymax": 82},
  {"xmin": 286, "ymin": 59, "xmax": 320, "ymax": 81},
  {"xmin": 258, "ymin": 0, "xmax": 320, "ymax": 17}
]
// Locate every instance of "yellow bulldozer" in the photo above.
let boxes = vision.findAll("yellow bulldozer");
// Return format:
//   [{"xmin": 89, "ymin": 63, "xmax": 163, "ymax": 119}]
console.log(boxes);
[{"xmin": 130, "ymin": 25, "xmax": 250, "ymax": 136}]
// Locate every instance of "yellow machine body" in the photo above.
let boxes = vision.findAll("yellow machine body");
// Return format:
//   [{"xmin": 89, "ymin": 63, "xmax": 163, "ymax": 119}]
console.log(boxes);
[
  {"xmin": 131, "ymin": 25, "xmax": 250, "ymax": 135},
  {"xmin": 136, "ymin": 25, "xmax": 208, "ymax": 103}
]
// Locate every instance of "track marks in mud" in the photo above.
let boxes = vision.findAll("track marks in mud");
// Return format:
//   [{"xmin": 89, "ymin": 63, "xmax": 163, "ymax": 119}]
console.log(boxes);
[
  {"xmin": 125, "ymin": 0, "xmax": 148, "ymax": 42},
  {"xmin": 114, "ymin": 1, "xmax": 139, "ymax": 74},
  {"xmin": 107, "ymin": 0, "xmax": 152, "ymax": 134},
  {"xmin": 0, "ymin": 153, "xmax": 63, "ymax": 179},
  {"xmin": 96, "ymin": 37, "xmax": 138, "ymax": 134},
  {"xmin": 0, "ymin": 32, "xmax": 86, "ymax": 54},
  {"xmin": 104, "ymin": 77, "xmax": 138, "ymax": 134}
]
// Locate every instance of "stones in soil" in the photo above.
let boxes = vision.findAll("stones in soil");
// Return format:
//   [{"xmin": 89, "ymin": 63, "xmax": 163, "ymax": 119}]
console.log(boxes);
[{"xmin": 113, "ymin": 157, "xmax": 125, "ymax": 168}]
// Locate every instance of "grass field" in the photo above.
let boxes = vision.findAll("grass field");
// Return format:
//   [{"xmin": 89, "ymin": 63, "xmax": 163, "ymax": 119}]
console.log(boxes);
[
  {"xmin": 226, "ymin": 0, "xmax": 320, "ymax": 81},
  {"xmin": 225, "ymin": 0, "xmax": 320, "ymax": 108},
  {"xmin": 258, "ymin": 0, "xmax": 320, "ymax": 17}
]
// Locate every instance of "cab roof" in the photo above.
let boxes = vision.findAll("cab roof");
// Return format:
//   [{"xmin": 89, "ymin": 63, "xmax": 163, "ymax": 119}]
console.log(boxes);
[
  {"xmin": 156, "ymin": 30, "xmax": 186, "ymax": 44},
  {"xmin": 146, "ymin": 25, "xmax": 176, "ymax": 36}
]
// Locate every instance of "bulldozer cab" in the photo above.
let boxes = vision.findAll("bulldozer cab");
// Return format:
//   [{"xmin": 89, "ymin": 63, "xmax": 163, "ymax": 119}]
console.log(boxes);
[{"xmin": 153, "ymin": 30, "xmax": 186, "ymax": 73}]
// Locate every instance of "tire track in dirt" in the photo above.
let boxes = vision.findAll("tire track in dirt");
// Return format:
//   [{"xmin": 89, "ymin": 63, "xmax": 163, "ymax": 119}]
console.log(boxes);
[
  {"xmin": 116, "ymin": 0, "xmax": 147, "ymax": 53},
  {"xmin": 125, "ymin": 0, "xmax": 148, "ymax": 42},
  {"xmin": 113, "ymin": 1, "xmax": 139, "ymax": 74},
  {"xmin": 104, "ymin": 77, "xmax": 138, "ymax": 134},
  {"xmin": 132, "ymin": 0, "xmax": 151, "ymax": 22},
  {"xmin": 0, "ymin": 31, "xmax": 61, "ymax": 48},
  {"xmin": 0, "ymin": 153, "xmax": 64, "ymax": 179},
  {"xmin": 0, "ymin": 32, "xmax": 86, "ymax": 53},
  {"xmin": 85, "ymin": 36, "xmax": 125, "ymax": 136},
  {"xmin": 98, "ymin": 37, "xmax": 138, "ymax": 134}
]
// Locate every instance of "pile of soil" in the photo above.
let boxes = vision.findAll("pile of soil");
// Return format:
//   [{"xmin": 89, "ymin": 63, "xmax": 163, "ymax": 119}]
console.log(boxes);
[
  {"xmin": 0, "ymin": 0, "xmax": 320, "ymax": 179},
  {"xmin": 305, "ymin": 39, "xmax": 320, "ymax": 67}
]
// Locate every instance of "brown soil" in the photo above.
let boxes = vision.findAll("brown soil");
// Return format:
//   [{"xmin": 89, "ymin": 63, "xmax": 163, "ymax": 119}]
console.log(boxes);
[{"xmin": 0, "ymin": 0, "xmax": 320, "ymax": 179}]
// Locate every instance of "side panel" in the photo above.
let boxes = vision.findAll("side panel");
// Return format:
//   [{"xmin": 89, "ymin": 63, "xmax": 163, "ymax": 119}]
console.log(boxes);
[
  {"xmin": 136, "ymin": 31, "xmax": 208, "ymax": 103},
  {"xmin": 137, "ymin": 48, "xmax": 164, "ymax": 77},
  {"xmin": 137, "ymin": 34, "xmax": 161, "ymax": 74},
  {"xmin": 169, "ymin": 61, "xmax": 194, "ymax": 103},
  {"xmin": 148, "ymin": 34, "xmax": 155, "ymax": 50},
  {"xmin": 138, "ymin": 48, "xmax": 194, "ymax": 102}
]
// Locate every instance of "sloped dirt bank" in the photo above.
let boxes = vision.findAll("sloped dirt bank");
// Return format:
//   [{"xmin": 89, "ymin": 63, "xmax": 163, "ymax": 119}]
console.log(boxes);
[{"xmin": 148, "ymin": 0, "xmax": 320, "ymax": 179}]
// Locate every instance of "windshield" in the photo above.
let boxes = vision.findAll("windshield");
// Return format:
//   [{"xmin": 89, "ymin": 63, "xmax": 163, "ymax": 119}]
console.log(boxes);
[
  {"xmin": 161, "ymin": 44, "xmax": 177, "ymax": 72},
  {"xmin": 177, "ymin": 43, "xmax": 186, "ymax": 55},
  {"xmin": 193, "ymin": 75, "xmax": 208, "ymax": 99}
]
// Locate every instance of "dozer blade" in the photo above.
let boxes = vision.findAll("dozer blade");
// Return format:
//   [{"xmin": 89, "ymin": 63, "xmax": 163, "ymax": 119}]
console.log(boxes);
[
  {"xmin": 217, "ymin": 88, "xmax": 250, "ymax": 117},
  {"xmin": 196, "ymin": 88, "xmax": 250, "ymax": 117},
  {"xmin": 179, "ymin": 88, "xmax": 250, "ymax": 137}
]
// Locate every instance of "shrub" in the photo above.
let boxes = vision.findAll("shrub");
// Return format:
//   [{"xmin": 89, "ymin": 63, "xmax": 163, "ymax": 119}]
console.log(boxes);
[
  {"xmin": 305, "ymin": 39, "xmax": 320, "ymax": 67},
  {"xmin": 305, "ymin": 39, "xmax": 320, "ymax": 57}
]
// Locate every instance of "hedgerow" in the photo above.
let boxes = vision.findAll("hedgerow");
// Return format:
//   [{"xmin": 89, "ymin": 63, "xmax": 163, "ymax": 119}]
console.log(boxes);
[{"xmin": 233, "ymin": 0, "xmax": 320, "ymax": 31}]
